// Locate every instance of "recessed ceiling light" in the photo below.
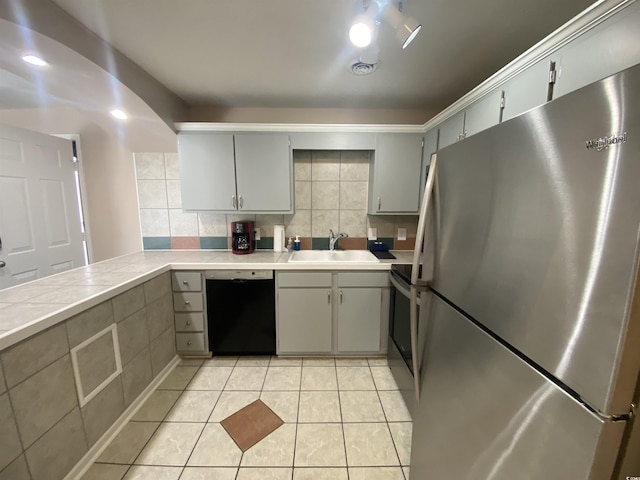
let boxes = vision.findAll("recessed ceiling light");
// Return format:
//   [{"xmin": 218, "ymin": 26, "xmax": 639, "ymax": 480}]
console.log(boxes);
[
  {"xmin": 110, "ymin": 109, "xmax": 128, "ymax": 120},
  {"xmin": 21, "ymin": 54, "xmax": 48, "ymax": 67}
]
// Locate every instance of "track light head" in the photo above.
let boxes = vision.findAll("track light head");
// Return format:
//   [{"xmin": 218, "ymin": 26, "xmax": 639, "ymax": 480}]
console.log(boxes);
[
  {"xmin": 382, "ymin": 1, "xmax": 422, "ymax": 49},
  {"xmin": 349, "ymin": 1, "xmax": 379, "ymax": 48}
]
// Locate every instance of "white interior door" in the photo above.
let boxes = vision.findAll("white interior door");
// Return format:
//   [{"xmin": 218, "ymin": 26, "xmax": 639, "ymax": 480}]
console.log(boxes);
[{"xmin": 0, "ymin": 123, "xmax": 85, "ymax": 289}]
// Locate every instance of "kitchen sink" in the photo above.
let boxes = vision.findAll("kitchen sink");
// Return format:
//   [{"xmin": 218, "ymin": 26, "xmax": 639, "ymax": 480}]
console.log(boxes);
[{"xmin": 288, "ymin": 250, "xmax": 379, "ymax": 263}]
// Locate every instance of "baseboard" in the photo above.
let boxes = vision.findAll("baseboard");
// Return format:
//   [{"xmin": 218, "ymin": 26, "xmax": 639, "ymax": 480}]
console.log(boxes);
[{"xmin": 64, "ymin": 355, "xmax": 181, "ymax": 480}]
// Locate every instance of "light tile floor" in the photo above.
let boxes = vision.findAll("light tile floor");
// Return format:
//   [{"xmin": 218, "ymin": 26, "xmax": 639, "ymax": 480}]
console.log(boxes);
[{"xmin": 81, "ymin": 356, "xmax": 412, "ymax": 480}]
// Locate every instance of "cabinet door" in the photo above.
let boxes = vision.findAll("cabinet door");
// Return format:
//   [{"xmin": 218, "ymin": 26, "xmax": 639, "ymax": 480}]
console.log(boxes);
[
  {"xmin": 464, "ymin": 89, "xmax": 503, "ymax": 138},
  {"xmin": 369, "ymin": 133, "xmax": 423, "ymax": 214},
  {"xmin": 437, "ymin": 112, "xmax": 465, "ymax": 149},
  {"xmin": 234, "ymin": 134, "xmax": 292, "ymax": 212},
  {"xmin": 178, "ymin": 133, "xmax": 237, "ymax": 211},
  {"xmin": 502, "ymin": 56, "xmax": 555, "ymax": 122},
  {"xmin": 337, "ymin": 288, "xmax": 382, "ymax": 353},
  {"xmin": 277, "ymin": 288, "xmax": 332, "ymax": 353},
  {"xmin": 555, "ymin": 3, "xmax": 640, "ymax": 99}
]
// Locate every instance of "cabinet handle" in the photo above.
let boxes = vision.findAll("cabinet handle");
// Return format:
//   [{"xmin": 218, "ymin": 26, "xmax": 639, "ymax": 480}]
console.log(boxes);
[
  {"xmin": 186, "ymin": 320, "xmax": 191, "ymax": 326},
  {"xmin": 184, "ymin": 300, "xmax": 190, "ymax": 305},
  {"xmin": 232, "ymin": 195, "xmax": 237, "ymax": 208},
  {"xmin": 187, "ymin": 340, "xmax": 192, "ymax": 346},
  {"xmin": 378, "ymin": 197, "xmax": 381, "ymax": 211},
  {"xmin": 328, "ymin": 290, "xmax": 331, "ymax": 304},
  {"xmin": 238, "ymin": 195, "xmax": 244, "ymax": 208},
  {"xmin": 340, "ymin": 290, "xmax": 343, "ymax": 304},
  {"xmin": 182, "ymin": 280, "xmax": 189, "ymax": 285}
]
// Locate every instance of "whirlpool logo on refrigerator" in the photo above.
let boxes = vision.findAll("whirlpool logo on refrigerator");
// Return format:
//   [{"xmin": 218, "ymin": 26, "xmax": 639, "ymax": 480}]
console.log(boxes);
[{"xmin": 585, "ymin": 132, "xmax": 628, "ymax": 151}]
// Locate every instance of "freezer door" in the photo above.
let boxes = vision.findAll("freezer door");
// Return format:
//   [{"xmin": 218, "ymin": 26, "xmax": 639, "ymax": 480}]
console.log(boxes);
[
  {"xmin": 411, "ymin": 295, "xmax": 625, "ymax": 480},
  {"xmin": 433, "ymin": 62, "xmax": 640, "ymax": 416}
]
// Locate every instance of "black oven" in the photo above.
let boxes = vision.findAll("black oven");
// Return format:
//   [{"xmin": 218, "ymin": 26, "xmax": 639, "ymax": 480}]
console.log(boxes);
[{"xmin": 388, "ymin": 264, "xmax": 421, "ymax": 415}]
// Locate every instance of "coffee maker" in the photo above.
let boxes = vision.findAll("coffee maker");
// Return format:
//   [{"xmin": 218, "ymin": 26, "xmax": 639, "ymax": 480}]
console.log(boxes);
[{"xmin": 231, "ymin": 221, "xmax": 255, "ymax": 255}]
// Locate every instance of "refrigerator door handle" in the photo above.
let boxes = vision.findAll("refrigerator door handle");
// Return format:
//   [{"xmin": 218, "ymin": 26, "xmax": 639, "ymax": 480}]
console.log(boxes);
[
  {"xmin": 411, "ymin": 153, "xmax": 438, "ymax": 401},
  {"xmin": 410, "ymin": 285, "xmax": 421, "ymax": 401},
  {"xmin": 411, "ymin": 153, "xmax": 438, "ymax": 285}
]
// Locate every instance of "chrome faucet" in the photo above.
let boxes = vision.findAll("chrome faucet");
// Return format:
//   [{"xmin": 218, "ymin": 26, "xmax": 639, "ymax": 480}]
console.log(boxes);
[{"xmin": 329, "ymin": 229, "xmax": 348, "ymax": 251}]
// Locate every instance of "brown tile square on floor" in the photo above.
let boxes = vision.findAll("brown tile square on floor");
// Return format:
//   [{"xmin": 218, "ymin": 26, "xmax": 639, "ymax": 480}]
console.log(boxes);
[{"xmin": 220, "ymin": 399, "xmax": 284, "ymax": 452}]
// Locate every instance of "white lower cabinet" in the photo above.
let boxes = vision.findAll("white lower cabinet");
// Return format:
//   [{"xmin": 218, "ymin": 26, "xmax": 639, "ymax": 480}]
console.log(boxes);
[
  {"xmin": 276, "ymin": 271, "xmax": 389, "ymax": 355},
  {"xmin": 336, "ymin": 288, "xmax": 382, "ymax": 353},
  {"xmin": 277, "ymin": 288, "xmax": 333, "ymax": 353}
]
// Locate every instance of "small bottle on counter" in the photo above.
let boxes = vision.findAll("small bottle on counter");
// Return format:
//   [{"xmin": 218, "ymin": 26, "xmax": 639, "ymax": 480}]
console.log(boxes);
[
  {"xmin": 294, "ymin": 235, "xmax": 301, "ymax": 251},
  {"xmin": 287, "ymin": 237, "xmax": 294, "ymax": 252}
]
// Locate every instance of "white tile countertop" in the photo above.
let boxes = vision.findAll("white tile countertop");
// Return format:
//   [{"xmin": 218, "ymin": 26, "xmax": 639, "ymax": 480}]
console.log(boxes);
[{"xmin": 0, "ymin": 250, "xmax": 414, "ymax": 352}]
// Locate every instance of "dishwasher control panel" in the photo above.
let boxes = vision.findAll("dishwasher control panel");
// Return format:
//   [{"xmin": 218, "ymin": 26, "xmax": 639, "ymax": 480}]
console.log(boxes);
[{"xmin": 205, "ymin": 270, "xmax": 273, "ymax": 280}]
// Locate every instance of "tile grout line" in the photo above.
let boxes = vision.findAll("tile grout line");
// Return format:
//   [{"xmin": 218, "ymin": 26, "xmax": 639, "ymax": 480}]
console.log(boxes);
[
  {"xmin": 131, "ymin": 362, "xmax": 203, "ymax": 472},
  {"xmin": 335, "ymin": 362, "xmax": 351, "ymax": 480},
  {"xmin": 166, "ymin": 361, "xmax": 211, "ymax": 476},
  {"xmin": 369, "ymin": 360, "xmax": 407, "ymax": 477},
  {"xmin": 286, "ymin": 361, "xmax": 304, "ymax": 480}
]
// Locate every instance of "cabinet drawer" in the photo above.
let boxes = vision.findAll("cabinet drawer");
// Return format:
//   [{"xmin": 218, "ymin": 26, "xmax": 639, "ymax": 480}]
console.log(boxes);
[
  {"xmin": 175, "ymin": 312, "xmax": 204, "ymax": 332},
  {"xmin": 277, "ymin": 272, "xmax": 332, "ymax": 288},
  {"xmin": 172, "ymin": 272, "xmax": 202, "ymax": 292},
  {"xmin": 176, "ymin": 333, "xmax": 206, "ymax": 353},
  {"xmin": 337, "ymin": 272, "xmax": 389, "ymax": 288},
  {"xmin": 173, "ymin": 292, "xmax": 204, "ymax": 312}
]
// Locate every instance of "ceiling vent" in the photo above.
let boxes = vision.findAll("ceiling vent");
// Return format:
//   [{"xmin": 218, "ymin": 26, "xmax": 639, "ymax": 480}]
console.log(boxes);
[{"xmin": 349, "ymin": 59, "xmax": 380, "ymax": 75}]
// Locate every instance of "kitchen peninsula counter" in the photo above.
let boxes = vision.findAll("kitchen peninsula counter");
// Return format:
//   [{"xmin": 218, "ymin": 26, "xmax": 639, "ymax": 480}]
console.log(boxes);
[
  {"xmin": 0, "ymin": 249, "xmax": 413, "ymax": 480},
  {"xmin": 0, "ymin": 249, "xmax": 412, "ymax": 352}
]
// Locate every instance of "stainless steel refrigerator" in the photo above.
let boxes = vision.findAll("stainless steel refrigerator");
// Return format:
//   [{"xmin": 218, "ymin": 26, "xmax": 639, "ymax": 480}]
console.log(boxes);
[{"xmin": 409, "ymin": 62, "xmax": 640, "ymax": 479}]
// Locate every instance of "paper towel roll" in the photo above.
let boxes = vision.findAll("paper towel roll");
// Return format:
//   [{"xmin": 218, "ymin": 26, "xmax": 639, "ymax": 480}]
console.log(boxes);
[{"xmin": 273, "ymin": 225, "xmax": 285, "ymax": 252}]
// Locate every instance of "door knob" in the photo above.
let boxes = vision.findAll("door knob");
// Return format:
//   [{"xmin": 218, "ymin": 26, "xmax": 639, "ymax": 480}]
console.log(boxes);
[{"xmin": 0, "ymin": 261, "xmax": 5, "ymax": 268}]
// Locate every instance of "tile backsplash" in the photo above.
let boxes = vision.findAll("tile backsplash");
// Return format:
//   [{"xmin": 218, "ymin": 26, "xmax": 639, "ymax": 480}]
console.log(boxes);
[{"xmin": 135, "ymin": 151, "xmax": 418, "ymax": 251}]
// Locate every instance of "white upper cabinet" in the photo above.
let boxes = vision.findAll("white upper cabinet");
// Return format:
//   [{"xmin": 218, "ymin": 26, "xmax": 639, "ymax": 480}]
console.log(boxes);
[
  {"xmin": 368, "ymin": 133, "xmax": 424, "ymax": 215},
  {"xmin": 463, "ymin": 89, "xmax": 503, "ymax": 138},
  {"xmin": 554, "ymin": 2, "xmax": 640, "ymax": 98},
  {"xmin": 178, "ymin": 133, "xmax": 236, "ymax": 211},
  {"xmin": 234, "ymin": 134, "xmax": 292, "ymax": 212},
  {"xmin": 420, "ymin": 128, "xmax": 438, "ymax": 203},
  {"xmin": 502, "ymin": 55, "xmax": 556, "ymax": 122},
  {"xmin": 437, "ymin": 112, "xmax": 465, "ymax": 150},
  {"xmin": 438, "ymin": 90, "xmax": 503, "ymax": 151},
  {"xmin": 178, "ymin": 132, "xmax": 293, "ymax": 213},
  {"xmin": 428, "ymin": 3, "xmax": 640, "ymax": 152}
]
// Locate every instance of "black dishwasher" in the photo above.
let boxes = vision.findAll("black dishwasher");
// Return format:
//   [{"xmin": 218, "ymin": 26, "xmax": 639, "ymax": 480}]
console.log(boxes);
[{"xmin": 205, "ymin": 270, "xmax": 276, "ymax": 355}]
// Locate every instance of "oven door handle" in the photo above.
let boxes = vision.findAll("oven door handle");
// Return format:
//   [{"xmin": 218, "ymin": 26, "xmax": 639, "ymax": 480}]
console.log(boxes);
[{"xmin": 390, "ymin": 272, "xmax": 420, "ymax": 306}]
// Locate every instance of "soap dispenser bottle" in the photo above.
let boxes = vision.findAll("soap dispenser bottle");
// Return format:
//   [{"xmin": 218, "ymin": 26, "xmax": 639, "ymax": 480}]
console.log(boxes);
[
  {"xmin": 294, "ymin": 235, "xmax": 301, "ymax": 251},
  {"xmin": 287, "ymin": 237, "xmax": 294, "ymax": 252}
]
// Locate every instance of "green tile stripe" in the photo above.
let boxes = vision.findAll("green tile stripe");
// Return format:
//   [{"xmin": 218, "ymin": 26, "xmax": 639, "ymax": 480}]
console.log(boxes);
[
  {"xmin": 142, "ymin": 237, "xmax": 171, "ymax": 250},
  {"xmin": 311, "ymin": 237, "xmax": 329, "ymax": 250},
  {"xmin": 256, "ymin": 237, "xmax": 274, "ymax": 250},
  {"xmin": 200, "ymin": 237, "xmax": 229, "ymax": 249}
]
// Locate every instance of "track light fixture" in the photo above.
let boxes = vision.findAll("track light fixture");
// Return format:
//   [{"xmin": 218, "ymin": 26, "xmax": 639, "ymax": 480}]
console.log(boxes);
[
  {"xmin": 349, "ymin": 0, "xmax": 422, "ymax": 51},
  {"xmin": 349, "ymin": 2, "xmax": 379, "ymax": 48},
  {"xmin": 383, "ymin": 1, "xmax": 422, "ymax": 49}
]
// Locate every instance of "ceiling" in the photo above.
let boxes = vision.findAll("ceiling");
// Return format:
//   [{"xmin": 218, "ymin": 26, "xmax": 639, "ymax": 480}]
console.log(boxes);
[
  {"xmin": 54, "ymin": 0, "xmax": 592, "ymax": 120},
  {"xmin": 40, "ymin": 0, "xmax": 595, "ymax": 119}
]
